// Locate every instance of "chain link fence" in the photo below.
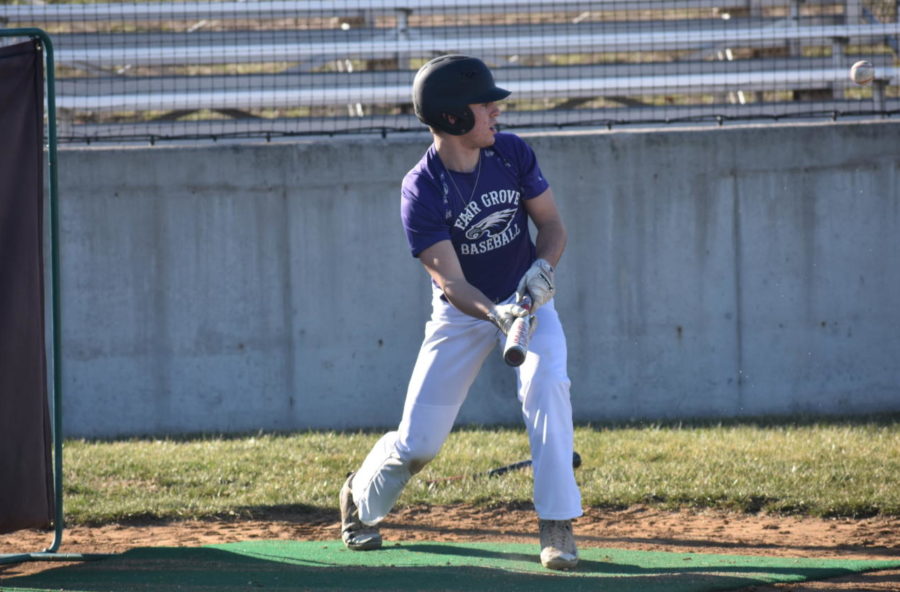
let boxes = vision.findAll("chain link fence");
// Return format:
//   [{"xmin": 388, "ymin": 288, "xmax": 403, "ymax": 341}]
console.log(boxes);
[{"xmin": 2, "ymin": 0, "xmax": 898, "ymax": 143}]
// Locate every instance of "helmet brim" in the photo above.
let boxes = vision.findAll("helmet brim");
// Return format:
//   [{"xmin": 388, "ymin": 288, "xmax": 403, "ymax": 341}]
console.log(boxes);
[{"xmin": 470, "ymin": 86, "xmax": 511, "ymax": 104}]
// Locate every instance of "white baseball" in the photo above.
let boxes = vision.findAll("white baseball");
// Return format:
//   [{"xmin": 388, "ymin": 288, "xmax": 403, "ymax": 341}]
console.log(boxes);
[{"xmin": 850, "ymin": 60, "xmax": 875, "ymax": 85}]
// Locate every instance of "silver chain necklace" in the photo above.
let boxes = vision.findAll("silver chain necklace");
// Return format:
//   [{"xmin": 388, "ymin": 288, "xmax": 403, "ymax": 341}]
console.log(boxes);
[{"xmin": 445, "ymin": 152, "xmax": 482, "ymax": 206}]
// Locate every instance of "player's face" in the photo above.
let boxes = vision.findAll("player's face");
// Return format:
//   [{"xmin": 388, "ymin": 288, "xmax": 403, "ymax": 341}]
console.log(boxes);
[{"xmin": 465, "ymin": 102, "xmax": 501, "ymax": 147}]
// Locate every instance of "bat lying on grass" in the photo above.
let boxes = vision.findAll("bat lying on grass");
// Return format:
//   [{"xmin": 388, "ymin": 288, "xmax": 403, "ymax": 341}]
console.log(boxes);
[{"xmin": 426, "ymin": 451, "xmax": 581, "ymax": 487}]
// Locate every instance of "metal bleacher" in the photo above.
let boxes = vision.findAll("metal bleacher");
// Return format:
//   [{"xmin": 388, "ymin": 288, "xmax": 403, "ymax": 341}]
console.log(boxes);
[{"xmin": 2, "ymin": 0, "xmax": 898, "ymax": 141}]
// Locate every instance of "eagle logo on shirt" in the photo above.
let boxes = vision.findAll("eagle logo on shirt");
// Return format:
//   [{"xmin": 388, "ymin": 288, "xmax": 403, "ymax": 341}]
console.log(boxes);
[{"xmin": 465, "ymin": 208, "xmax": 517, "ymax": 240}]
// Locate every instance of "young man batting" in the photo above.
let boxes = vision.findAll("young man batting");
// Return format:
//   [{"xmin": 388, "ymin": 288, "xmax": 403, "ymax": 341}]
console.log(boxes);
[{"xmin": 340, "ymin": 55, "xmax": 582, "ymax": 570}]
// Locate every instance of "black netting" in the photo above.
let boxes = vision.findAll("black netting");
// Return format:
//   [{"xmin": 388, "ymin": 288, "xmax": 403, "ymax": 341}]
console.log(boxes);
[{"xmin": 2, "ymin": 0, "xmax": 897, "ymax": 143}]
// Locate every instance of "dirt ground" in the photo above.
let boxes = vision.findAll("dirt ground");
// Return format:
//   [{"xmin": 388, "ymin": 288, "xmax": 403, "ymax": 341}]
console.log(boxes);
[{"xmin": 2, "ymin": 504, "xmax": 899, "ymax": 591}]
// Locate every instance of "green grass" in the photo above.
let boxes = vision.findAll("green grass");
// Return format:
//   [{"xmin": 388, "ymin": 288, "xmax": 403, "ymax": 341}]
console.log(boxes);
[{"xmin": 62, "ymin": 417, "xmax": 900, "ymax": 525}]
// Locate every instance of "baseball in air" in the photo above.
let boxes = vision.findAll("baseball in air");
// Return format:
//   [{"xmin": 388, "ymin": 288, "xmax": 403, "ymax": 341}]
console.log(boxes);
[{"xmin": 850, "ymin": 60, "xmax": 875, "ymax": 85}]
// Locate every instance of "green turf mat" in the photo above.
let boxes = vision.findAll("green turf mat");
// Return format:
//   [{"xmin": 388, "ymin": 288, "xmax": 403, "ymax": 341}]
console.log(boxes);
[{"xmin": 3, "ymin": 541, "xmax": 899, "ymax": 592}]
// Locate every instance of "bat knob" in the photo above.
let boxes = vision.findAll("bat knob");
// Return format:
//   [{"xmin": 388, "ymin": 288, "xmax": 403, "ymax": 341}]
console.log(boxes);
[
  {"xmin": 572, "ymin": 451, "xmax": 581, "ymax": 469},
  {"xmin": 503, "ymin": 347, "xmax": 527, "ymax": 367}
]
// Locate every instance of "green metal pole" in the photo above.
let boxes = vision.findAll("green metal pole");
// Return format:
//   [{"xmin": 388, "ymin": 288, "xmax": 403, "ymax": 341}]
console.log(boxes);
[
  {"xmin": 40, "ymin": 27, "xmax": 65, "ymax": 555},
  {"xmin": 0, "ymin": 27, "xmax": 108, "ymax": 565}
]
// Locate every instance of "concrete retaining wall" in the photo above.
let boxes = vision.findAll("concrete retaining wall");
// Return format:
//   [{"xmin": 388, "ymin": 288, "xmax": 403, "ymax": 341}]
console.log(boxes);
[{"xmin": 57, "ymin": 121, "xmax": 900, "ymax": 437}]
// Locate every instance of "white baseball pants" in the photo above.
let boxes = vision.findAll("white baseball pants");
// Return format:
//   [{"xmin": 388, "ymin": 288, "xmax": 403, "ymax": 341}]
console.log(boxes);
[{"xmin": 352, "ymin": 288, "xmax": 583, "ymax": 524}]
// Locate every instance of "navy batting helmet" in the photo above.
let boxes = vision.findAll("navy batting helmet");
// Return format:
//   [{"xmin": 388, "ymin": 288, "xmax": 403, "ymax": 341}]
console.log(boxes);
[{"xmin": 412, "ymin": 55, "xmax": 511, "ymax": 135}]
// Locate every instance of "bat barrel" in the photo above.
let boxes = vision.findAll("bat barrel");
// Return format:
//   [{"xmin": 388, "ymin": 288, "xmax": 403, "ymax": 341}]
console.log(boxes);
[{"xmin": 503, "ymin": 296, "xmax": 532, "ymax": 367}]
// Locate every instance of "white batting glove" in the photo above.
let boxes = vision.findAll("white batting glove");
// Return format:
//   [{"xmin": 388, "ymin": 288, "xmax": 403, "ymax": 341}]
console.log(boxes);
[
  {"xmin": 516, "ymin": 258, "xmax": 555, "ymax": 312},
  {"xmin": 486, "ymin": 302, "xmax": 529, "ymax": 336}
]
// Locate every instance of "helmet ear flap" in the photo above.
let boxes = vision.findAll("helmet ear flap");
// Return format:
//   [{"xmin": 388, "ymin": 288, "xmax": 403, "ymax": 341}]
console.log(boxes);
[{"xmin": 438, "ymin": 106, "xmax": 475, "ymax": 136}]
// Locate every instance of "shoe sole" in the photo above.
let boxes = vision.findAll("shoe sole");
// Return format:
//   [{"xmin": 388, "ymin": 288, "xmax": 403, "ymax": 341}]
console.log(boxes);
[
  {"xmin": 542, "ymin": 557, "xmax": 578, "ymax": 570},
  {"xmin": 541, "ymin": 551, "xmax": 578, "ymax": 570},
  {"xmin": 340, "ymin": 473, "xmax": 383, "ymax": 551},
  {"xmin": 344, "ymin": 535, "xmax": 383, "ymax": 551}
]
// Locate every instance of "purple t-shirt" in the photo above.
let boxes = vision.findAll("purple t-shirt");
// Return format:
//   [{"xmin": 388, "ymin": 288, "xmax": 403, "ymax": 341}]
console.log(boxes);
[{"xmin": 400, "ymin": 132, "xmax": 550, "ymax": 302}]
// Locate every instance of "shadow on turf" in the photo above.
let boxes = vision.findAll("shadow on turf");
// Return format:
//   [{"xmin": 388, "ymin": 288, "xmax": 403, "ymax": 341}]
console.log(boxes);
[
  {"xmin": 572, "ymin": 532, "xmax": 900, "ymax": 558},
  {"xmin": 401, "ymin": 542, "xmax": 877, "ymax": 576},
  {"xmin": 2, "ymin": 544, "xmax": 891, "ymax": 592},
  {"xmin": 381, "ymin": 520, "xmax": 900, "ymax": 561}
]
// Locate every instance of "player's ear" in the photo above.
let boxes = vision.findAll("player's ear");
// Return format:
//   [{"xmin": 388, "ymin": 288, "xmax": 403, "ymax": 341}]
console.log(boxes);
[{"xmin": 441, "ymin": 113, "xmax": 458, "ymax": 126}]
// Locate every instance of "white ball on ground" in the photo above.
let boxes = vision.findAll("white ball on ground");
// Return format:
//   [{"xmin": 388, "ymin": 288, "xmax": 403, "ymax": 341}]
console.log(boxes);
[{"xmin": 849, "ymin": 60, "xmax": 875, "ymax": 85}]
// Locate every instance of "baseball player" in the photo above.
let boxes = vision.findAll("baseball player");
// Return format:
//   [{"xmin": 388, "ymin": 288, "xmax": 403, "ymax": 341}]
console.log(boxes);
[{"xmin": 340, "ymin": 55, "xmax": 582, "ymax": 570}]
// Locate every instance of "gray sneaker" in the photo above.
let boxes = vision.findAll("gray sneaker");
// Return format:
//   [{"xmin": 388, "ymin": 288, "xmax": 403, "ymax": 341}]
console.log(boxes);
[
  {"xmin": 340, "ymin": 472, "xmax": 382, "ymax": 550},
  {"xmin": 539, "ymin": 519, "xmax": 578, "ymax": 570}
]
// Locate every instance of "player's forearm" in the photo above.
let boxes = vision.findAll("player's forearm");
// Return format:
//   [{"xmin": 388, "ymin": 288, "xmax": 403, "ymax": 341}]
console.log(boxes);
[
  {"xmin": 419, "ymin": 240, "xmax": 495, "ymax": 321},
  {"xmin": 440, "ymin": 278, "xmax": 496, "ymax": 321},
  {"xmin": 533, "ymin": 218, "xmax": 567, "ymax": 268}
]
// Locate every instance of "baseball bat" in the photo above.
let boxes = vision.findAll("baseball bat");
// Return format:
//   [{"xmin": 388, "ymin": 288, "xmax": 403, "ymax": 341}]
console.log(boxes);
[
  {"xmin": 426, "ymin": 451, "xmax": 581, "ymax": 486},
  {"xmin": 502, "ymin": 294, "xmax": 532, "ymax": 367}
]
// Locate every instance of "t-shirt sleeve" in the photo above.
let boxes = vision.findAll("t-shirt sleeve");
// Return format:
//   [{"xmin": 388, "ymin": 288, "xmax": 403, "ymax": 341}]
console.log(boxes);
[
  {"xmin": 500, "ymin": 133, "xmax": 550, "ymax": 200},
  {"xmin": 400, "ymin": 175, "xmax": 450, "ymax": 258}
]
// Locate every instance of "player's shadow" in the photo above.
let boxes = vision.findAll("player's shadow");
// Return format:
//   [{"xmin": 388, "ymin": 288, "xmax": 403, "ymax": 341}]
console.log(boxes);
[
  {"xmin": 404, "ymin": 541, "xmax": 537, "ymax": 564},
  {"xmin": 402, "ymin": 542, "xmax": 880, "ymax": 580},
  {"xmin": 4, "ymin": 543, "xmax": 893, "ymax": 592},
  {"xmin": 575, "ymin": 532, "xmax": 900, "ymax": 558}
]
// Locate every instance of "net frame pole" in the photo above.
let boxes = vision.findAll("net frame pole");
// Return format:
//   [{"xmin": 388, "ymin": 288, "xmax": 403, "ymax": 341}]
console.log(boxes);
[{"xmin": 0, "ymin": 27, "xmax": 108, "ymax": 566}]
